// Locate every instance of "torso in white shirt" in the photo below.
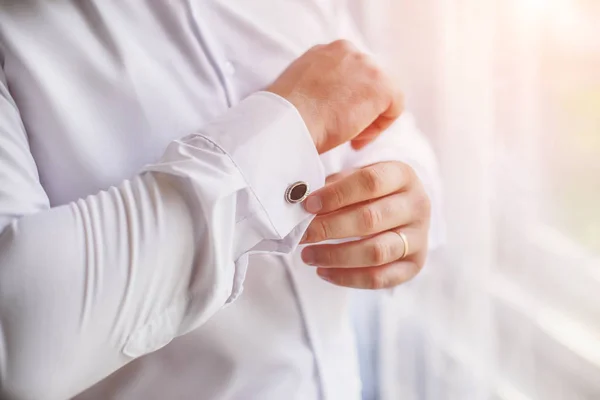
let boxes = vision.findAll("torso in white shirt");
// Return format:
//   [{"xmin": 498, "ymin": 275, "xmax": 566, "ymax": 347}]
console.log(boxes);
[{"xmin": 1, "ymin": 2, "xmax": 363, "ymax": 399}]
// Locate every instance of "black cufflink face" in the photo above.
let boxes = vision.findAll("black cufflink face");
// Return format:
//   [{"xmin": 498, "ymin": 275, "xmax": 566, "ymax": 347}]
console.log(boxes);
[{"xmin": 285, "ymin": 181, "xmax": 310, "ymax": 204}]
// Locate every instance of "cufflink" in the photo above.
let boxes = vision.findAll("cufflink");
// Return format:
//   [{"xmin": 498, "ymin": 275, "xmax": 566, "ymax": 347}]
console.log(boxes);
[{"xmin": 285, "ymin": 181, "xmax": 310, "ymax": 204}]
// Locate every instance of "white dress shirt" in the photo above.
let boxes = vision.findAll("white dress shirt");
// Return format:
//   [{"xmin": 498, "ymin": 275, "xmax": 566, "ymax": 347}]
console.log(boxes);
[{"xmin": 0, "ymin": 2, "xmax": 442, "ymax": 399}]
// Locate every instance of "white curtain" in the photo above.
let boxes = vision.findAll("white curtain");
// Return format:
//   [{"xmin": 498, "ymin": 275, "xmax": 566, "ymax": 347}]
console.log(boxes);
[{"xmin": 353, "ymin": 0, "xmax": 600, "ymax": 399}]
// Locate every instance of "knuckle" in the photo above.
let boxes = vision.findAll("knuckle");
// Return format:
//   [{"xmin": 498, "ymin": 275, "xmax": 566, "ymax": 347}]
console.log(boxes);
[
  {"xmin": 396, "ymin": 162, "xmax": 413, "ymax": 181},
  {"xmin": 361, "ymin": 166, "xmax": 384, "ymax": 194},
  {"xmin": 317, "ymin": 219, "xmax": 333, "ymax": 241},
  {"xmin": 352, "ymin": 51, "xmax": 369, "ymax": 64},
  {"xmin": 330, "ymin": 39, "xmax": 355, "ymax": 53},
  {"xmin": 329, "ymin": 185, "xmax": 346, "ymax": 209},
  {"xmin": 367, "ymin": 272, "xmax": 387, "ymax": 290},
  {"xmin": 395, "ymin": 162, "xmax": 415, "ymax": 188},
  {"xmin": 361, "ymin": 206, "xmax": 381, "ymax": 231},
  {"xmin": 406, "ymin": 163, "xmax": 419, "ymax": 182},
  {"xmin": 365, "ymin": 63, "xmax": 383, "ymax": 81},
  {"xmin": 370, "ymin": 241, "xmax": 389, "ymax": 265},
  {"xmin": 413, "ymin": 190, "xmax": 432, "ymax": 219},
  {"xmin": 321, "ymin": 248, "xmax": 336, "ymax": 266}
]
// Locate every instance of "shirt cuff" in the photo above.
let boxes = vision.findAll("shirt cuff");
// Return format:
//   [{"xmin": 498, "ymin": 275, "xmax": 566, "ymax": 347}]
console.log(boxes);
[{"xmin": 200, "ymin": 91, "xmax": 325, "ymax": 241}]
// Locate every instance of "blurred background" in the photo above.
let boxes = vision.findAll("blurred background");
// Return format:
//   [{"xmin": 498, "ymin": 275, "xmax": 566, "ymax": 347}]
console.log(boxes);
[{"xmin": 351, "ymin": 0, "xmax": 600, "ymax": 399}]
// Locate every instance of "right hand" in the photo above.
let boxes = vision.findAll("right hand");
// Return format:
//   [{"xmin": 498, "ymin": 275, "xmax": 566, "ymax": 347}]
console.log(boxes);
[{"xmin": 267, "ymin": 40, "xmax": 404, "ymax": 154}]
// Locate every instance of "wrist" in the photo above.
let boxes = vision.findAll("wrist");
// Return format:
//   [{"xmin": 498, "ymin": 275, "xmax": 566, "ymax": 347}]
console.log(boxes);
[{"xmin": 266, "ymin": 89, "xmax": 325, "ymax": 153}]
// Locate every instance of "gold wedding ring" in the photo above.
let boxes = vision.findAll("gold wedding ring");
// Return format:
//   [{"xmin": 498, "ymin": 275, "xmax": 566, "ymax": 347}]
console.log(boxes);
[{"xmin": 396, "ymin": 231, "xmax": 409, "ymax": 260}]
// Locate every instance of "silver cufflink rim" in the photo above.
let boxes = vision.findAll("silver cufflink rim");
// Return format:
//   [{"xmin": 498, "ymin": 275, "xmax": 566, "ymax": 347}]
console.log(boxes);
[{"xmin": 285, "ymin": 181, "xmax": 310, "ymax": 204}]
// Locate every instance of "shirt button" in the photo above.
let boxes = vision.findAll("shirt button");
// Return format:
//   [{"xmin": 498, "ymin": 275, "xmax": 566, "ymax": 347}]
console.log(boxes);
[
  {"xmin": 285, "ymin": 181, "xmax": 310, "ymax": 204},
  {"xmin": 224, "ymin": 61, "xmax": 236, "ymax": 75}
]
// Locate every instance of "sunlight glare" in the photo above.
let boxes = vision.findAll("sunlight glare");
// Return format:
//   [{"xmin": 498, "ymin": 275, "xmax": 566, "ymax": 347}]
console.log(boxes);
[{"xmin": 518, "ymin": 0, "xmax": 551, "ymax": 18}]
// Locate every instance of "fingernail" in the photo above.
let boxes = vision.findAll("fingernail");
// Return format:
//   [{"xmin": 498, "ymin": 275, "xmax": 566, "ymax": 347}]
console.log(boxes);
[
  {"xmin": 305, "ymin": 196, "xmax": 322, "ymax": 214},
  {"xmin": 301, "ymin": 247, "xmax": 316, "ymax": 265}
]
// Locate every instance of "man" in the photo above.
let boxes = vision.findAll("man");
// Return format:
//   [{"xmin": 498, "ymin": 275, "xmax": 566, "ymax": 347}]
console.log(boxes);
[{"xmin": 0, "ymin": 2, "xmax": 440, "ymax": 399}]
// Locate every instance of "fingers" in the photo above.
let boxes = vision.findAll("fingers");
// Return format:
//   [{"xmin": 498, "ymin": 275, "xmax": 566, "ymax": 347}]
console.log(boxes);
[
  {"xmin": 316, "ymin": 260, "xmax": 421, "ymax": 290},
  {"xmin": 304, "ymin": 162, "xmax": 413, "ymax": 214},
  {"xmin": 379, "ymin": 72, "xmax": 405, "ymax": 121},
  {"xmin": 351, "ymin": 73, "xmax": 404, "ymax": 150},
  {"xmin": 301, "ymin": 227, "xmax": 425, "ymax": 268},
  {"xmin": 325, "ymin": 169, "xmax": 355, "ymax": 185},
  {"xmin": 302, "ymin": 192, "xmax": 413, "ymax": 244},
  {"xmin": 350, "ymin": 115, "xmax": 395, "ymax": 150},
  {"xmin": 350, "ymin": 99, "xmax": 404, "ymax": 150}
]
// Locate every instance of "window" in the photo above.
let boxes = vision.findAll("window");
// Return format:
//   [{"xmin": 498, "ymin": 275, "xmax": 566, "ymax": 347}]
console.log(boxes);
[{"xmin": 368, "ymin": 1, "xmax": 600, "ymax": 398}]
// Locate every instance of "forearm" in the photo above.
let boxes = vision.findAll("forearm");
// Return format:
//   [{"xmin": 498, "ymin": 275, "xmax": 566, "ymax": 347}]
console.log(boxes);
[{"xmin": 0, "ymin": 92, "xmax": 324, "ymax": 400}]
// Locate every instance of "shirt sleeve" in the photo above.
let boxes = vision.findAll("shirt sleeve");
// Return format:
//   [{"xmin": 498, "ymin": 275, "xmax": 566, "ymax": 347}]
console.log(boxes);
[{"xmin": 0, "ymin": 63, "xmax": 325, "ymax": 400}]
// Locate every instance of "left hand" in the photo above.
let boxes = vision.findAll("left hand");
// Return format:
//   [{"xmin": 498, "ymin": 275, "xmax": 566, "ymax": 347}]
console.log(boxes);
[{"xmin": 300, "ymin": 161, "xmax": 431, "ymax": 289}]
